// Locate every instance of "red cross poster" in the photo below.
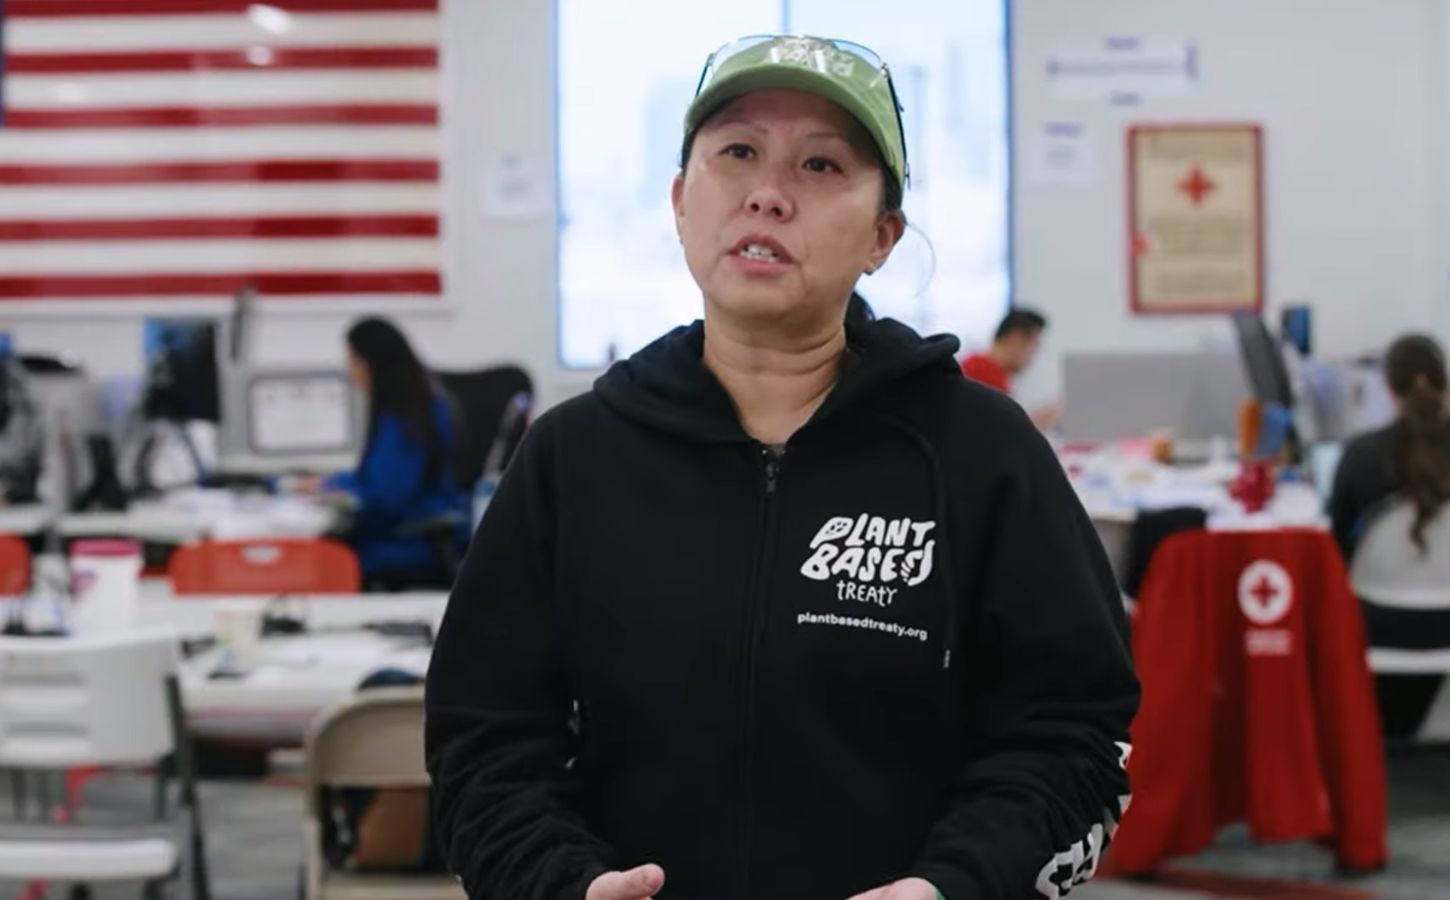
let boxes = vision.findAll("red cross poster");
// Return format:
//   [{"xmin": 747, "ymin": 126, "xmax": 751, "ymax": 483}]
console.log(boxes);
[{"xmin": 1128, "ymin": 123, "xmax": 1263, "ymax": 314}]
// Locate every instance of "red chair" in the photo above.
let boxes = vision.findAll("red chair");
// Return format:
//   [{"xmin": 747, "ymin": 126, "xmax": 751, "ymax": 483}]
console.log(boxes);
[
  {"xmin": 1108, "ymin": 528, "xmax": 1387, "ymax": 874},
  {"xmin": 168, "ymin": 538, "xmax": 361, "ymax": 596},
  {"xmin": 0, "ymin": 533, "xmax": 32, "ymax": 596}
]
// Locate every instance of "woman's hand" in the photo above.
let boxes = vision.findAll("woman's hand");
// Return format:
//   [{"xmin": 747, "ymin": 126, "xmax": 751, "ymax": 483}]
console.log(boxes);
[
  {"xmin": 585, "ymin": 864, "xmax": 666, "ymax": 900},
  {"xmin": 1030, "ymin": 400, "xmax": 1065, "ymax": 431},
  {"xmin": 846, "ymin": 877, "xmax": 940, "ymax": 900},
  {"xmin": 287, "ymin": 474, "xmax": 326, "ymax": 495}
]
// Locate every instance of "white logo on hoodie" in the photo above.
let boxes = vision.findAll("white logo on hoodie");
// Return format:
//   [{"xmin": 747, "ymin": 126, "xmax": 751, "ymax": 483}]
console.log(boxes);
[{"xmin": 800, "ymin": 514, "xmax": 937, "ymax": 607}]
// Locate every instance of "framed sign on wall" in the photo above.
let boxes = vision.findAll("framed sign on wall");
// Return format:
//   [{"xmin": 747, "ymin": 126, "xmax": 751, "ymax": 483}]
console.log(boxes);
[{"xmin": 1128, "ymin": 123, "xmax": 1263, "ymax": 315}]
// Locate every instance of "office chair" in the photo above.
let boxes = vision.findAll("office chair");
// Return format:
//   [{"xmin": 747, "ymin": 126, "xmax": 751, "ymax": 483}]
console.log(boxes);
[
  {"xmin": 373, "ymin": 368, "xmax": 533, "ymax": 592},
  {"xmin": 169, "ymin": 538, "xmax": 362, "ymax": 596},
  {"xmin": 435, "ymin": 365, "xmax": 533, "ymax": 490}
]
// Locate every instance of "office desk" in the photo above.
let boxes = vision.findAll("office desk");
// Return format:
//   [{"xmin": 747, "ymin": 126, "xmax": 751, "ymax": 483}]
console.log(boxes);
[
  {"xmin": 1078, "ymin": 481, "xmax": 1325, "ymax": 530},
  {"xmin": 181, "ymin": 630, "xmax": 434, "ymax": 745},
  {"xmin": 215, "ymin": 452, "xmax": 355, "ymax": 478},
  {"xmin": 0, "ymin": 503, "xmax": 58, "ymax": 536},
  {"xmin": 138, "ymin": 588, "xmax": 448, "ymax": 639},
  {"xmin": 1, "ymin": 586, "xmax": 449, "ymax": 745},
  {"xmin": 56, "ymin": 490, "xmax": 339, "ymax": 544},
  {"xmin": 4, "ymin": 567, "xmax": 448, "ymax": 632},
  {"xmin": 159, "ymin": 588, "xmax": 445, "ymax": 744},
  {"xmin": 1064, "ymin": 449, "xmax": 1328, "ymax": 577},
  {"xmin": 58, "ymin": 508, "xmax": 212, "ymax": 544},
  {"xmin": 1084, "ymin": 484, "xmax": 1328, "ymax": 581}
]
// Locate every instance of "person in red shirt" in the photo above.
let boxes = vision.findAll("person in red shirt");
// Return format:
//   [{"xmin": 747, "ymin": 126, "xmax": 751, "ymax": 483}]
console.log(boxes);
[
  {"xmin": 961, "ymin": 308, "xmax": 1046, "ymax": 391},
  {"xmin": 962, "ymin": 308, "xmax": 1062, "ymax": 428}
]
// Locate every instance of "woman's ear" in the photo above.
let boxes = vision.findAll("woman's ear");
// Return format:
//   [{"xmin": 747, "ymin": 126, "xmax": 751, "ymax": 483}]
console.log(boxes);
[
  {"xmin": 671, "ymin": 173, "xmax": 687, "ymax": 241},
  {"xmin": 866, "ymin": 210, "xmax": 907, "ymax": 275}
]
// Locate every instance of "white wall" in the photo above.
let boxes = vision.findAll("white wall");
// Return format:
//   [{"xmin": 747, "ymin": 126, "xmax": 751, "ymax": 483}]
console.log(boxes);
[
  {"xmin": 7, "ymin": 0, "xmax": 1450, "ymax": 413},
  {"xmin": 1012, "ymin": 0, "xmax": 1448, "ymax": 405}
]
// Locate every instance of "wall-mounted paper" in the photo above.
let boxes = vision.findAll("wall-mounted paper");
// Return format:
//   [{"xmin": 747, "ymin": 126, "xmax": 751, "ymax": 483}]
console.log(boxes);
[
  {"xmin": 1046, "ymin": 37, "xmax": 1198, "ymax": 103},
  {"xmin": 1025, "ymin": 121, "xmax": 1098, "ymax": 186},
  {"xmin": 481, "ymin": 152, "xmax": 552, "ymax": 219}
]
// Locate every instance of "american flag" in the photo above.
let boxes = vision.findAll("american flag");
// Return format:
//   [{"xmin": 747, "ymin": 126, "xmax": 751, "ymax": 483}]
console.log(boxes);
[{"xmin": 0, "ymin": 0, "xmax": 442, "ymax": 302}]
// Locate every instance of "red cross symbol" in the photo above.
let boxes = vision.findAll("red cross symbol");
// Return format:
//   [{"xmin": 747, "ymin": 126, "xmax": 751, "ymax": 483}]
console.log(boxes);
[
  {"xmin": 1239, "ymin": 560, "xmax": 1292, "ymax": 625},
  {"xmin": 1177, "ymin": 167, "xmax": 1215, "ymax": 205},
  {"xmin": 1249, "ymin": 575, "xmax": 1279, "ymax": 608}
]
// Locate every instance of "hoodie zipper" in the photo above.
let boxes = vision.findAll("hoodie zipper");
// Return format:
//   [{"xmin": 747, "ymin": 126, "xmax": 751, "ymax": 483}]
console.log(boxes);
[{"xmin": 739, "ymin": 443, "xmax": 782, "ymax": 897}]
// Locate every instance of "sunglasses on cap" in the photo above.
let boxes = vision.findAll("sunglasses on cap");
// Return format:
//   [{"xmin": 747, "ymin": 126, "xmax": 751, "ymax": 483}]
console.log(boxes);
[{"xmin": 688, "ymin": 34, "xmax": 911, "ymax": 189}]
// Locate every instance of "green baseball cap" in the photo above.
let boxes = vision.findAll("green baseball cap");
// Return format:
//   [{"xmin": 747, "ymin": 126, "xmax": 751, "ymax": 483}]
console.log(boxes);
[{"xmin": 684, "ymin": 35, "xmax": 910, "ymax": 193}]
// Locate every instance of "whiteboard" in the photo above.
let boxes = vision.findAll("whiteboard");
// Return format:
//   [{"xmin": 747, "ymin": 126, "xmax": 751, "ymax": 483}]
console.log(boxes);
[{"xmin": 247, "ymin": 374, "xmax": 352, "ymax": 454}]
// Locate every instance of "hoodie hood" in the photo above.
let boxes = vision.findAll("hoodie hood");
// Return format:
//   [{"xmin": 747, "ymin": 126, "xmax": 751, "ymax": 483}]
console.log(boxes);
[{"xmin": 594, "ymin": 318, "xmax": 960, "ymax": 443}]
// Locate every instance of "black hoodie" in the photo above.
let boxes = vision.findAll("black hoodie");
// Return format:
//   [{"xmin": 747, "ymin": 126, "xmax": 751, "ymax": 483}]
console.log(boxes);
[{"xmin": 425, "ymin": 318, "xmax": 1138, "ymax": 900}]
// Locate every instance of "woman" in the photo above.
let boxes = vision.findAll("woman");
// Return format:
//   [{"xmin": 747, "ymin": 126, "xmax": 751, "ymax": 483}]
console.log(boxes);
[
  {"xmin": 0, "ymin": 347, "xmax": 43, "ymax": 504},
  {"xmin": 1329, "ymin": 334, "xmax": 1450, "ymax": 559},
  {"xmin": 1327, "ymin": 335, "xmax": 1450, "ymax": 738},
  {"xmin": 311, "ymin": 317, "xmax": 469, "ymax": 582},
  {"xmin": 427, "ymin": 36, "xmax": 1136, "ymax": 900}
]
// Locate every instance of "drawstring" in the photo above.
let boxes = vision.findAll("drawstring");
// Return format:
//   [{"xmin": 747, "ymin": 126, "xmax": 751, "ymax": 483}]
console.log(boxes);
[{"xmin": 877, "ymin": 414, "xmax": 959, "ymax": 672}]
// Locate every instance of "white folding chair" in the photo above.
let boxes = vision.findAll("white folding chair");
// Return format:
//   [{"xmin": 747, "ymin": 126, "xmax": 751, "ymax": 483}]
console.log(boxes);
[
  {"xmin": 0, "ymin": 629, "xmax": 209, "ymax": 899},
  {"xmin": 302, "ymin": 686, "xmax": 463, "ymax": 900}
]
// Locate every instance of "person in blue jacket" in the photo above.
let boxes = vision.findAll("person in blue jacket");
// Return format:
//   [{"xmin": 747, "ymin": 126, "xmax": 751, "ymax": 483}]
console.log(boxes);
[{"xmin": 311, "ymin": 317, "xmax": 470, "ymax": 582}]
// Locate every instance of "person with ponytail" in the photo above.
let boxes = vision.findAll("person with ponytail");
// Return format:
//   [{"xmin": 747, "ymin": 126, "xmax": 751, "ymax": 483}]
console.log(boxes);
[
  {"xmin": 1329, "ymin": 333, "xmax": 1450, "ymax": 558},
  {"xmin": 301, "ymin": 317, "xmax": 470, "ymax": 582}
]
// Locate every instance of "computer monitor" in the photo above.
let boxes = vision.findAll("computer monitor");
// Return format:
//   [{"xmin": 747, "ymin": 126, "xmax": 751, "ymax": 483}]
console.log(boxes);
[
  {"xmin": 1059, "ymin": 350, "xmax": 1249, "ymax": 442},
  {"xmin": 1231, "ymin": 310, "xmax": 1294, "ymax": 408},
  {"xmin": 244, "ymin": 370, "xmax": 356, "ymax": 456},
  {"xmin": 215, "ymin": 364, "xmax": 362, "ymax": 475},
  {"xmin": 141, "ymin": 317, "xmax": 221, "ymax": 422}
]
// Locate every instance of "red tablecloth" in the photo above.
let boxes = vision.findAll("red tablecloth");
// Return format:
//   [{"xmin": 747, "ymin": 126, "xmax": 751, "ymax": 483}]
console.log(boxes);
[{"xmin": 1108, "ymin": 528, "xmax": 1387, "ymax": 873}]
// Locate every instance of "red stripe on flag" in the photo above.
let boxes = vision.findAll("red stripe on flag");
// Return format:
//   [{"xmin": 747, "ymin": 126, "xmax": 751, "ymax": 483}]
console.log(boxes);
[
  {"xmin": 0, "ymin": 272, "xmax": 442, "ymax": 297},
  {"xmin": 0, "ymin": 216, "xmax": 439, "ymax": 241},
  {"xmin": 10, "ymin": 0, "xmax": 437, "ymax": 16},
  {"xmin": 6, "ymin": 46, "xmax": 438, "ymax": 74},
  {"xmin": 3, "ymin": 105, "xmax": 438, "ymax": 129},
  {"xmin": 0, "ymin": 159, "xmax": 438, "ymax": 185}
]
